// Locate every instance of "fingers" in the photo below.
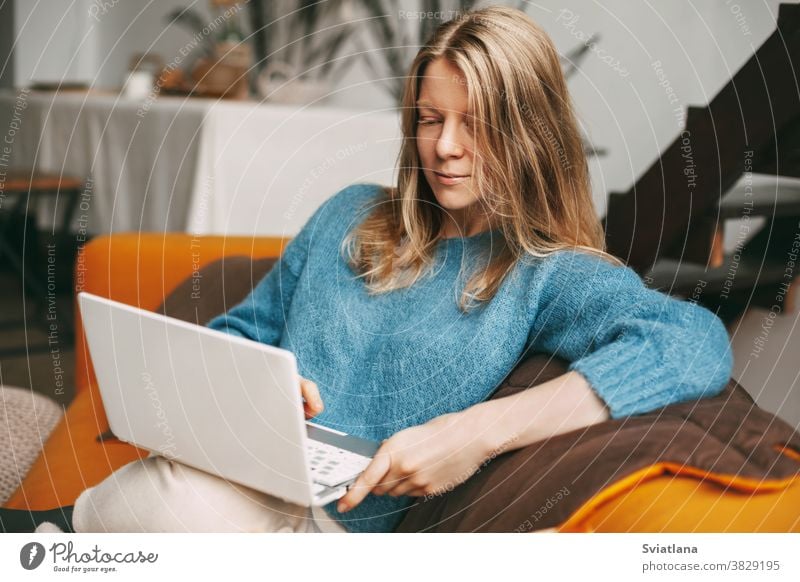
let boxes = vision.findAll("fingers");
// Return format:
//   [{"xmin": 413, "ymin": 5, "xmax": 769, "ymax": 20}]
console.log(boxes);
[
  {"xmin": 298, "ymin": 375, "xmax": 324, "ymax": 419},
  {"xmin": 381, "ymin": 468, "xmax": 436, "ymax": 498},
  {"xmin": 370, "ymin": 467, "xmax": 408, "ymax": 496},
  {"xmin": 336, "ymin": 449, "xmax": 392, "ymax": 513},
  {"xmin": 382, "ymin": 479, "xmax": 423, "ymax": 498}
]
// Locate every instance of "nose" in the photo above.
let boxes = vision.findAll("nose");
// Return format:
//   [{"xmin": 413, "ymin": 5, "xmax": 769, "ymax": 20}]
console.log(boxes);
[{"xmin": 435, "ymin": 119, "xmax": 464, "ymax": 159}]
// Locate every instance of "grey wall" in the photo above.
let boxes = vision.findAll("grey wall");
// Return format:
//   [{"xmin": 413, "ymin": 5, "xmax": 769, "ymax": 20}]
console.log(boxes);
[
  {"xmin": 526, "ymin": 0, "xmax": 782, "ymax": 214},
  {"xmin": 6, "ymin": 0, "xmax": 210, "ymax": 89},
  {"xmin": 88, "ymin": 0, "xmax": 210, "ymax": 89},
  {"xmin": 12, "ymin": 0, "xmax": 96, "ymax": 86}
]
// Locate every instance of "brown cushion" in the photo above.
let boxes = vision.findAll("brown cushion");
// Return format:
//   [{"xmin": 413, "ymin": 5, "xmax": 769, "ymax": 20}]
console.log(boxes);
[{"xmin": 156, "ymin": 255, "xmax": 276, "ymax": 323}]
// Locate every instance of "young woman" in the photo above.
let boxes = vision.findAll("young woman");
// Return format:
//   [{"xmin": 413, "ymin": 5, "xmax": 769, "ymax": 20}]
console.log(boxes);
[{"xmin": 3, "ymin": 6, "xmax": 732, "ymax": 534}]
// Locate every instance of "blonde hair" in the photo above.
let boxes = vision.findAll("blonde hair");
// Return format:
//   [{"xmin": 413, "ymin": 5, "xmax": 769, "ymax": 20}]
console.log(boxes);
[{"xmin": 342, "ymin": 5, "xmax": 623, "ymax": 313}]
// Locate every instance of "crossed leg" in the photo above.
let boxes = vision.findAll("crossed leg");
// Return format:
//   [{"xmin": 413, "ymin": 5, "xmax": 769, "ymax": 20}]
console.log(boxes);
[{"xmin": 72, "ymin": 453, "xmax": 319, "ymax": 533}]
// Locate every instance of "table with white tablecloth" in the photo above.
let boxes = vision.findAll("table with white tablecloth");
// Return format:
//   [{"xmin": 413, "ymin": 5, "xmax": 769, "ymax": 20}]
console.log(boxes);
[
  {"xmin": 0, "ymin": 90, "xmax": 209, "ymax": 234},
  {"xmin": 0, "ymin": 90, "xmax": 401, "ymax": 238},
  {"xmin": 186, "ymin": 100, "xmax": 401, "ymax": 237}
]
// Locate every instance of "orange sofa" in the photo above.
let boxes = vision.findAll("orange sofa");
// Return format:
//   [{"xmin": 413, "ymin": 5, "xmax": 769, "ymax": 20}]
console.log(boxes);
[{"xmin": 4, "ymin": 233, "xmax": 800, "ymax": 532}]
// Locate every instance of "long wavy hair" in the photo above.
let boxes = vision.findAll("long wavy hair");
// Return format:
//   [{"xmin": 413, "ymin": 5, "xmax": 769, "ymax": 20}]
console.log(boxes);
[{"xmin": 342, "ymin": 5, "xmax": 623, "ymax": 313}]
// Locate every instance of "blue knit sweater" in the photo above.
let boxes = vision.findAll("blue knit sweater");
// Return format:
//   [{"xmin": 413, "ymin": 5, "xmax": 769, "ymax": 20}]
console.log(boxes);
[{"xmin": 206, "ymin": 183, "xmax": 734, "ymax": 533}]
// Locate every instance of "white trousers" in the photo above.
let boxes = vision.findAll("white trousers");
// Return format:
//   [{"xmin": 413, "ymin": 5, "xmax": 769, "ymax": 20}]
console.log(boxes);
[{"xmin": 72, "ymin": 453, "xmax": 347, "ymax": 533}]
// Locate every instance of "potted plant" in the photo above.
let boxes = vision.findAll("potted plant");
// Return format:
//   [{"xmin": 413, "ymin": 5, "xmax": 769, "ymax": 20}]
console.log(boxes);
[
  {"xmin": 247, "ymin": 0, "xmax": 357, "ymax": 104},
  {"xmin": 165, "ymin": 0, "xmax": 252, "ymax": 99}
]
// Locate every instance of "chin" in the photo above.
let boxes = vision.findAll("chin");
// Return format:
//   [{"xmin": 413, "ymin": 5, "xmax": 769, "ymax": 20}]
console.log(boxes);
[{"xmin": 427, "ymin": 180, "xmax": 476, "ymax": 210}]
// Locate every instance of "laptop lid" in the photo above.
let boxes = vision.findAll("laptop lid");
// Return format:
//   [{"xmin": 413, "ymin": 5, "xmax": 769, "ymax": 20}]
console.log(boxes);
[{"xmin": 78, "ymin": 292, "xmax": 317, "ymax": 506}]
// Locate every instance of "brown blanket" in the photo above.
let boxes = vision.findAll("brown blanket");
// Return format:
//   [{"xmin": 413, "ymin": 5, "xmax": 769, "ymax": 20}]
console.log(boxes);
[
  {"xmin": 155, "ymin": 255, "xmax": 800, "ymax": 532},
  {"xmin": 396, "ymin": 356, "xmax": 800, "ymax": 532}
]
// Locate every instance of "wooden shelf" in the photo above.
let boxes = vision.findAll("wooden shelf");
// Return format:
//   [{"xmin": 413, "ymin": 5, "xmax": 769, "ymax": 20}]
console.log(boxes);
[
  {"xmin": 719, "ymin": 179, "xmax": 800, "ymax": 220},
  {"xmin": 644, "ymin": 253, "xmax": 790, "ymax": 296}
]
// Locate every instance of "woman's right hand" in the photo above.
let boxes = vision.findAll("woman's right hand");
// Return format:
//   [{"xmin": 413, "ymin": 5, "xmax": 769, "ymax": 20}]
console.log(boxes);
[{"xmin": 298, "ymin": 375, "xmax": 324, "ymax": 419}]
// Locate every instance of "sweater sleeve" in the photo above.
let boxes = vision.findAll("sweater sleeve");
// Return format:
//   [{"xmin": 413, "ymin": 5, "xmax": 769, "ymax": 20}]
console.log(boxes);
[
  {"xmin": 204, "ymin": 230, "xmax": 309, "ymax": 345},
  {"xmin": 526, "ymin": 250, "xmax": 734, "ymax": 419},
  {"xmin": 204, "ymin": 190, "xmax": 333, "ymax": 344}
]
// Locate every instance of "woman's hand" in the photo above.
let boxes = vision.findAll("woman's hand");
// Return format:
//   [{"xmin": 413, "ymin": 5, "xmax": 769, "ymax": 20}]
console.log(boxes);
[
  {"xmin": 298, "ymin": 375, "xmax": 324, "ymax": 419},
  {"xmin": 335, "ymin": 409, "xmax": 496, "ymax": 513}
]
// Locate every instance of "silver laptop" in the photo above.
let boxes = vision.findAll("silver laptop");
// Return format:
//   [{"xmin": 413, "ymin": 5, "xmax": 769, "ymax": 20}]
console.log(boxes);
[{"xmin": 77, "ymin": 292, "xmax": 379, "ymax": 507}]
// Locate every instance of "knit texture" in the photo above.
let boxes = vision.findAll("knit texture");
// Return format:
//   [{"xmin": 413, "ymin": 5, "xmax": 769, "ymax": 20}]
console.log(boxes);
[
  {"xmin": 206, "ymin": 183, "xmax": 734, "ymax": 533},
  {"xmin": 0, "ymin": 386, "xmax": 63, "ymax": 505}
]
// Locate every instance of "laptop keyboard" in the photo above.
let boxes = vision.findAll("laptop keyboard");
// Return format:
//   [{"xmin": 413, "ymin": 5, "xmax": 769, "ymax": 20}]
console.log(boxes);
[{"xmin": 307, "ymin": 439, "xmax": 372, "ymax": 488}]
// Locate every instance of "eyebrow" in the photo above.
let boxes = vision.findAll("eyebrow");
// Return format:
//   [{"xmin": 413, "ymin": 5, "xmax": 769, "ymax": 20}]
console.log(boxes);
[{"xmin": 416, "ymin": 100, "xmax": 472, "ymax": 118}]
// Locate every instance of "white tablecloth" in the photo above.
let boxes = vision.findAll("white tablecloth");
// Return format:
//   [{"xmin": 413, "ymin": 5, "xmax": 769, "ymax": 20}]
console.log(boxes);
[
  {"xmin": 0, "ymin": 90, "xmax": 401, "ymax": 238},
  {"xmin": 186, "ymin": 101, "xmax": 401, "ymax": 237},
  {"xmin": 0, "ymin": 90, "xmax": 208, "ymax": 234}
]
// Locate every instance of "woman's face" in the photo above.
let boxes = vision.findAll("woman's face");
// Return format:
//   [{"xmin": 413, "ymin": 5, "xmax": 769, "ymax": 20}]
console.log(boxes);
[{"xmin": 416, "ymin": 58, "xmax": 485, "ymax": 236}]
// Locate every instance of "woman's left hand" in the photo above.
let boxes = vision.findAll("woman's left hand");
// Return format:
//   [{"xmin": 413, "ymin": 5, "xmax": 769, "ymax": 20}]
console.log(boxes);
[{"xmin": 336, "ymin": 408, "xmax": 496, "ymax": 513}]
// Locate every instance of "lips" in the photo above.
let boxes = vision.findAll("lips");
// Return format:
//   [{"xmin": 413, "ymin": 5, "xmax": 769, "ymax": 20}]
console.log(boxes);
[
  {"xmin": 435, "ymin": 171, "xmax": 469, "ymax": 178},
  {"xmin": 433, "ymin": 171, "xmax": 470, "ymax": 186}
]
